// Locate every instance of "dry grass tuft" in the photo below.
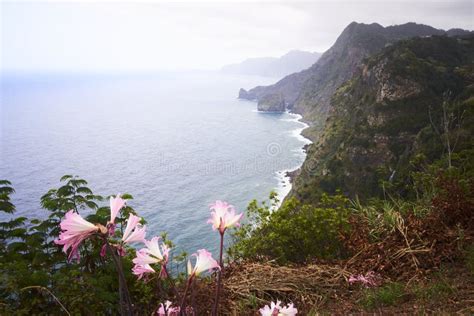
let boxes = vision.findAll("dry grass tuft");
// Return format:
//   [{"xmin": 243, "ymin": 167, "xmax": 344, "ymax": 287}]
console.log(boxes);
[{"xmin": 217, "ymin": 262, "xmax": 352, "ymax": 313}]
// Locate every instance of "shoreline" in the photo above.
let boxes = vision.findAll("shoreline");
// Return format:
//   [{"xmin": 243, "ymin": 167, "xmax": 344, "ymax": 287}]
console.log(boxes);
[{"xmin": 274, "ymin": 110, "xmax": 312, "ymax": 207}]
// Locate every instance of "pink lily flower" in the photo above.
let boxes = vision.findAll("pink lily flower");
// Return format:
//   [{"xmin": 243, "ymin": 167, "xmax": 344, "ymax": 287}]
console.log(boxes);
[
  {"xmin": 132, "ymin": 263, "xmax": 155, "ymax": 279},
  {"xmin": 133, "ymin": 249, "xmax": 157, "ymax": 265},
  {"xmin": 348, "ymin": 271, "xmax": 380, "ymax": 287},
  {"xmin": 207, "ymin": 200, "xmax": 243, "ymax": 234},
  {"xmin": 279, "ymin": 303, "xmax": 298, "ymax": 316},
  {"xmin": 158, "ymin": 244, "xmax": 171, "ymax": 278},
  {"xmin": 187, "ymin": 249, "xmax": 220, "ymax": 277},
  {"xmin": 144, "ymin": 236, "xmax": 170, "ymax": 262},
  {"xmin": 260, "ymin": 301, "xmax": 297, "ymax": 316},
  {"xmin": 133, "ymin": 237, "xmax": 170, "ymax": 279},
  {"xmin": 348, "ymin": 275, "xmax": 359, "ymax": 284},
  {"xmin": 110, "ymin": 193, "xmax": 126, "ymax": 224},
  {"xmin": 122, "ymin": 214, "xmax": 146, "ymax": 244},
  {"xmin": 259, "ymin": 300, "xmax": 281, "ymax": 316},
  {"xmin": 158, "ymin": 300, "xmax": 180, "ymax": 316},
  {"xmin": 133, "ymin": 237, "xmax": 169, "ymax": 264},
  {"xmin": 54, "ymin": 210, "xmax": 99, "ymax": 261}
]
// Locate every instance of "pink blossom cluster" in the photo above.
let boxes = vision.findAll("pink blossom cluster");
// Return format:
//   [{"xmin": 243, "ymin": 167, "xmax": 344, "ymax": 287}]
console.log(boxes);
[
  {"xmin": 133, "ymin": 200, "xmax": 245, "ymax": 281},
  {"xmin": 55, "ymin": 195, "xmax": 292, "ymax": 314},
  {"xmin": 260, "ymin": 300, "xmax": 298, "ymax": 316},
  {"xmin": 55, "ymin": 194, "xmax": 148, "ymax": 261},
  {"xmin": 348, "ymin": 271, "xmax": 380, "ymax": 287}
]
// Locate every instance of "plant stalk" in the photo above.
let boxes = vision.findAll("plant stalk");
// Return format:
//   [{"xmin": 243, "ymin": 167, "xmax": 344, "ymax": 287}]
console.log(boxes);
[
  {"xmin": 179, "ymin": 275, "xmax": 193, "ymax": 315},
  {"xmin": 107, "ymin": 242, "xmax": 133, "ymax": 316},
  {"xmin": 212, "ymin": 231, "xmax": 225, "ymax": 316}
]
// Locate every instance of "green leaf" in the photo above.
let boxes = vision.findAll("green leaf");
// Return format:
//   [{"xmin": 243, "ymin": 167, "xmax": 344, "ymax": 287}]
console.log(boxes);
[
  {"xmin": 57, "ymin": 185, "xmax": 74, "ymax": 197},
  {"xmin": 85, "ymin": 201, "xmax": 99, "ymax": 210},
  {"xmin": 7, "ymin": 241, "xmax": 28, "ymax": 252},
  {"xmin": 60, "ymin": 175, "xmax": 74, "ymax": 182},
  {"xmin": 9, "ymin": 228, "xmax": 27, "ymax": 238},
  {"xmin": 76, "ymin": 187, "xmax": 93, "ymax": 195},
  {"xmin": 0, "ymin": 201, "xmax": 15, "ymax": 213},
  {"xmin": 121, "ymin": 193, "xmax": 134, "ymax": 200},
  {"xmin": 69, "ymin": 179, "xmax": 88, "ymax": 187}
]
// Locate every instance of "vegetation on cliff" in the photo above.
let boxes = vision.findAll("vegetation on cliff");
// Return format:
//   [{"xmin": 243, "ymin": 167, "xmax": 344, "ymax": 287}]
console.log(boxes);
[
  {"xmin": 227, "ymin": 32, "xmax": 474, "ymax": 313},
  {"xmin": 292, "ymin": 35, "xmax": 474, "ymax": 203}
]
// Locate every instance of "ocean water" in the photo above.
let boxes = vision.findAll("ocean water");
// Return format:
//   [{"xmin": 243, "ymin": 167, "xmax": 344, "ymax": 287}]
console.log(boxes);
[{"xmin": 0, "ymin": 71, "xmax": 310, "ymax": 255}]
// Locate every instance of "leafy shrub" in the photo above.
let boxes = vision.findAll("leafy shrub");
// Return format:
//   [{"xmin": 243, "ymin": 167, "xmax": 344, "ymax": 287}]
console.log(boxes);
[
  {"xmin": 350, "ymin": 197, "xmax": 408, "ymax": 240},
  {"xmin": 359, "ymin": 282, "xmax": 406, "ymax": 309},
  {"xmin": 229, "ymin": 192, "xmax": 351, "ymax": 264}
]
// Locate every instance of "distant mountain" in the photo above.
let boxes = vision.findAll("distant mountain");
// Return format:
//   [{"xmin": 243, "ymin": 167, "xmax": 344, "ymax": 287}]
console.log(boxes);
[
  {"xmin": 221, "ymin": 50, "xmax": 321, "ymax": 78},
  {"xmin": 239, "ymin": 22, "xmax": 472, "ymax": 132}
]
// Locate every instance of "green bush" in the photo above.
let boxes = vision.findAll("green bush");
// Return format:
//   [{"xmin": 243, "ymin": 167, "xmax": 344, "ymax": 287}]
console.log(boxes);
[
  {"xmin": 229, "ymin": 192, "xmax": 351, "ymax": 264},
  {"xmin": 359, "ymin": 282, "xmax": 406, "ymax": 309}
]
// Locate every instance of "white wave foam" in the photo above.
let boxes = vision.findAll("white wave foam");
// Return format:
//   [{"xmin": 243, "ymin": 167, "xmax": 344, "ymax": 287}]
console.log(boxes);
[{"xmin": 273, "ymin": 111, "xmax": 313, "ymax": 208}]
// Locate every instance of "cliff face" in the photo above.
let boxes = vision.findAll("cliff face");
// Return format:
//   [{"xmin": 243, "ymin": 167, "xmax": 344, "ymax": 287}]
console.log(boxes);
[
  {"xmin": 239, "ymin": 22, "xmax": 471, "ymax": 134},
  {"xmin": 239, "ymin": 70, "xmax": 312, "ymax": 112},
  {"xmin": 257, "ymin": 93, "xmax": 286, "ymax": 112},
  {"xmin": 290, "ymin": 35, "xmax": 474, "ymax": 203}
]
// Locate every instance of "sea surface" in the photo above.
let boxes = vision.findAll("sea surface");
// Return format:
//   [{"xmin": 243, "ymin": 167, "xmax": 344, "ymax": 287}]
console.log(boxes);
[{"xmin": 0, "ymin": 71, "xmax": 310, "ymax": 255}]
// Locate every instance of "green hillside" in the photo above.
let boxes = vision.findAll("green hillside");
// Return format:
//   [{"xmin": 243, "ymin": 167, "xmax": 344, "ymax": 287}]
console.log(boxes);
[{"xmin": 292, "ymin": 35, "xmax": 474, "ymax": 203}]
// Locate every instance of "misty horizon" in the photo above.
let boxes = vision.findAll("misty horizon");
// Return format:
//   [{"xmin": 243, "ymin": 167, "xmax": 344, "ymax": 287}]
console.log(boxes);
[{"xmin": 1, "ymin": 0, "xmax": 473, "ymax": 73}]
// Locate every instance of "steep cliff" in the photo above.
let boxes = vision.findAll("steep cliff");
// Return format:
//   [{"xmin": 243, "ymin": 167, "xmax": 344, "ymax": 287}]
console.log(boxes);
[
  {"xmin": 290, "ymin": 35, "xmax": 474, "ymax": 203},
  {"xmin": 257, "ymin": 93, "xmax": 286, "ymax": 112}
]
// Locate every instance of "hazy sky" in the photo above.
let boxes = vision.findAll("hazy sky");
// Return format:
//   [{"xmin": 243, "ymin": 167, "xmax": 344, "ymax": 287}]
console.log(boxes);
[{"xmin": 1, "ymin": 0, "xmax": 473, "ymax": 72}]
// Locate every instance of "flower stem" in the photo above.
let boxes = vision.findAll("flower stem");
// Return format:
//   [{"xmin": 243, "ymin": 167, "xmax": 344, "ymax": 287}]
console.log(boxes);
[
  {"xmin": 212, "ymin": 232, "xmax": 225, "ymax": 316},
  {"xmin": 107, "ymin": 242, "xmax": 133, "ymax": 316},
  {"xmin": 179, "ymin": 275, "xmax": 193, "ymax": 315}
]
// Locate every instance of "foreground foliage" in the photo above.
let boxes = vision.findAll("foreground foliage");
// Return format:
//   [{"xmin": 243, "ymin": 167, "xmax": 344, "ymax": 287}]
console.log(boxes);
[
  {"xmin": 230, "ymin": 193, "xmax": 351, "ymax": 264},
  {"xmin": 0, "ymin": 177, "xmax": 158, "ymax": 314}
]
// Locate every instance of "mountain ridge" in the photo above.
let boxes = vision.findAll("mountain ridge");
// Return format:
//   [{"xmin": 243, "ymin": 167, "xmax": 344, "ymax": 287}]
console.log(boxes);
[
  {"xmin": 222, "ymin": 50, "xmax": 321, "ymax": 79},
  {"xmin": 239, "ymin": 22, "xmax": 473, "ymax": 138}
]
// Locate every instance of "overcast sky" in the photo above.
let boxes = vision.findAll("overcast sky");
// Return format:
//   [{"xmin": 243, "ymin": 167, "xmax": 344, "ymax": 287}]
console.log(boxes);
[{"xmin": 1, "ymin": 0, "xmax": 473, "ymax": 72}]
